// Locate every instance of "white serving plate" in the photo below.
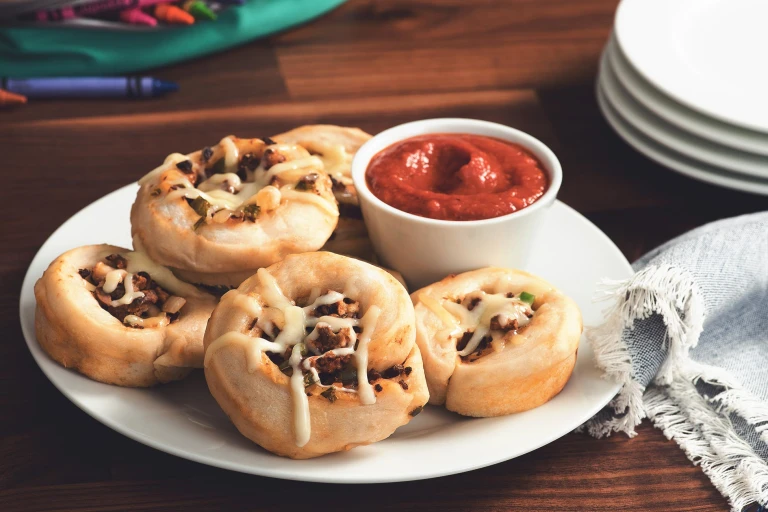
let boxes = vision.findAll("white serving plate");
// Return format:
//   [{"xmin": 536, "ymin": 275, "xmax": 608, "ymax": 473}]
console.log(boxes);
[
  {"xmin": 599, "ymin": 50, "xmax": 768, "ymax": 178},
  {"xmin": 20, "ymin": 184, "xmax": 629, "ymax": 483},
  {"xmin": 615, "ymin": 0, "xmax": 768, "ymax": 133},
  {"xmin": 597, "ymin": 82, "xmax": 768, "ymax": 196},
  {"xmin": 606, "ymin": 37, "xmax": 768, "ymax": 157}
]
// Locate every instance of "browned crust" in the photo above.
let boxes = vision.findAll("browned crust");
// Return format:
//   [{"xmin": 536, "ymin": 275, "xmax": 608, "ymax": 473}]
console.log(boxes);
[
  {"xmin": 203, "ymin": 251, "xmax": 429, "ymax": 458},
  {"xmin": 411, "ymin": 267, "xmax": 582, "ymax": 417},
  {"xmin": 34, "ymin": 244, "xmax": 217, "ymax": 387},
  {"xmin": 445, "ymin": 351, "xmax": 577, "ymax": 416},
  {"xmin": 130, "ymin": 137, "xmax": 339, "ymax": 287}
]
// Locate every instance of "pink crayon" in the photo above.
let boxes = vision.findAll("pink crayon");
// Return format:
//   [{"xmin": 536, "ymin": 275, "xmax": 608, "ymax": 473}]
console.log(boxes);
[
  {"xmin": 119, "ymin": 7, "xmax": 156, "ymax": 26},
  {"xmin": 21, "ymin": 0, "xmax": 174, "ymax": 22}
]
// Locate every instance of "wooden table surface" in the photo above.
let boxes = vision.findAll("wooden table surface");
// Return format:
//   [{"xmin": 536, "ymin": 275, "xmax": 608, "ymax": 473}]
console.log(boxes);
[{"xmin": 4, "ymin": 1, "xmax": 767, "ymax": 510}]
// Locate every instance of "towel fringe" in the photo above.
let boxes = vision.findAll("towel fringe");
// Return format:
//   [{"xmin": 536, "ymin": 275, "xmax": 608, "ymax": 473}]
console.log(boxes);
[
  {"xmin": 686, "ymin": 362, "xmax": 768, "ymax": 444},
  {"xmin": 584, "ymin": 264, "xmax": 704, "ymax": 437},
  {"xmin": 648, "ymin": 375, "xmax": 768, "ymax": 511}
]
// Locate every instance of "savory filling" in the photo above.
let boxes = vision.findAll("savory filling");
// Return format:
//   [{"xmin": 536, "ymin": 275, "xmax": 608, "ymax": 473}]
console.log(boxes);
[
  {"xmin": 204, "ymin": 268, "xmax": 413, "ymax": 447},
  {"xmin": 143, "ymin": 136, "xmax": 336, "ymax": 231},
  {"xmin": 419, "ymin": 290, "xmax": 536, "ymax": 362},
  {"xmin": 259, "ymin": 292, "xmax": 412, "ymax": 398},
  {"xmin": 79, "ymin": 253, "xmax": 187, "ymax": 329}
]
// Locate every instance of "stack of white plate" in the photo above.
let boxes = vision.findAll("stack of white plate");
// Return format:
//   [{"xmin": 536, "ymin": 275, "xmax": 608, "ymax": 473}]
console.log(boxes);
[{"xmin": 598, "ymin": 0, "xmax": 768, "ymax": 195}]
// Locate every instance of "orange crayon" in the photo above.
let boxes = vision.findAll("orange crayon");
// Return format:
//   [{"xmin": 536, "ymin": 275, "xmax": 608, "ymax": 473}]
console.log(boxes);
[
  {"xmin": 155, "ymin": 3, "xmax": 194, "ymax": 24},
  {"xmin": 0, "ymin": 88, "xmax": 27, "ymax": 106}
]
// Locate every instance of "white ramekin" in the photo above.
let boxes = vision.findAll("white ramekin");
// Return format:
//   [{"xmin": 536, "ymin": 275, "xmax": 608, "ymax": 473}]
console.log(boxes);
[{"xmin": 351, "ymin": 118, "xmax": 562, "ymax": 289}]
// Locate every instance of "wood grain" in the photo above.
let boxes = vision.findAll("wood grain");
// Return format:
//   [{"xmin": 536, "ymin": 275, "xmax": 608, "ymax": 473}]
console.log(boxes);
[{"xmin": 3, "ymin": 0, "xmax": 765, "ymax": 510}]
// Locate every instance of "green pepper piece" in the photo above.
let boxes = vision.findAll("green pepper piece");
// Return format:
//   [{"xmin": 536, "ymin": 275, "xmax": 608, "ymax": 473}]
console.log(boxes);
[
  {"xmin": 340, "ymin": 365, "xmax": 357, "ymax": 384},
  {"xmin": 303, "ymin": 372, "xmax": 316, "ymax": 388},
  {"xmin": 193, "ymin": 215, "xmax": 207, "ymax": 231},
  {"xmin": 295, "ymin": 173, "xmax": 318, "ymax": 191},
  {"xmin": 243, "ymin": 203, "xmax": 260, "ymax": 222},
  {"xmin": 278, "ymin": 359, "xmax": 291, "ymax": 371},
  {"xmin": 519, "ymin": 291, "xmax": 535, "ymax": 305},
  {"xmin": 299, "ymin": 343, "xmax": 309, "ymax": 357},
  {"xmin": 321, "ymin": 387, "xmax": 337, "ymax": 403},
  {"xmin": 189, "ymin": 196, "xmax": 210, "ymax": 217}
]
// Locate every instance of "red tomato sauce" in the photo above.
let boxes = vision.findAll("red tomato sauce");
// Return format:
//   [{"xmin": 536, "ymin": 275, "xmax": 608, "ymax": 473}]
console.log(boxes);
[{"xmin": 365, "ymin": 134, "xmax": 549, "ymax": 221}]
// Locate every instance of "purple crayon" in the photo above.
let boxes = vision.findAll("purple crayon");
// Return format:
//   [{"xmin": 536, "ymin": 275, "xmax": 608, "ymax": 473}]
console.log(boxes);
[
  {"xmin": 20, "ymin": 0, "xmax": 174, "ymax": 22},
  {"xmin": 1, "ymin": 77, "xmax": 179, "ymax": 99}
]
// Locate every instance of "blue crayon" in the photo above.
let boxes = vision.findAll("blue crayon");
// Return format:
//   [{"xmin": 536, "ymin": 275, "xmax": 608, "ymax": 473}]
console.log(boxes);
[{"xmin": 1, "ymin": 77, "xmax": 179, "ymax": 99}]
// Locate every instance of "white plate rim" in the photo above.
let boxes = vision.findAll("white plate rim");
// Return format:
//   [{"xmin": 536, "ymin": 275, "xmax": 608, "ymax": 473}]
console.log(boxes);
[
  {"xmin": 599, "ymin": 50, "xmax": 768, "ymax": 178},
  {"xmin": 596, "ymin": 81, "xmax": 768, "ymax": 196},
  {"xmin": 605, "ymin": 36, "xmax": 768, "ymax": 157},
  {"xmin": 19, "ymin": 184, "xmax": 629, "ymax": 483},
  {"xmin": 615, "ymin": 0, "xmax": 768, "ymax": 133}
]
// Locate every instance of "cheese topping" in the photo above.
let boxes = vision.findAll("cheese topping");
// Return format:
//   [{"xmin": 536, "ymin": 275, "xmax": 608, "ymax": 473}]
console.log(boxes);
[
  {"xmin": 138, "ymin": 153, "xmax": 188, "ymax": 186},
  {"xmin": 422, "ymin": 291, "xmax": 534, "ymax": 357},
  {"xmin": 219, "ymin": 136, "xmax": 239, "ymax": 169},
  {"xmin": 280, "ymin": 187, "xmax": 339, "ymax": 216},
  {"xmin": 124, "ymin": 314, "xmax": 170, "ymax": 329},
  {"xmin": 205, "ymin": 270, "xmax": 382, "ymax": 447},
  {"xmin": 262, "ymin": 156, "xmax": 324, "ymax": 184},
  {"xmin": 296, "ymin": 139, "xmax": 350, "ymax": 182},
  {"xmin": 197, "ymin": 173, "xmax": 241, "ymax": 193},
  {"xmin": 110, "ymin": 272, "xmax": 144, "ymax": 307},
  {"xmin": 140, "ymin": 137, "xmax": 337, "ymax": 229},
  {"xmin": 82, "ymin": 248, "xmax": 196, "ymax": 330},
  {"xmin": 123, "ymin": 248, "xmax": 201, "ymax": 298},
  {"xmin": 102, "ymin": 269, "xmax": 127, "ymax": 294}
]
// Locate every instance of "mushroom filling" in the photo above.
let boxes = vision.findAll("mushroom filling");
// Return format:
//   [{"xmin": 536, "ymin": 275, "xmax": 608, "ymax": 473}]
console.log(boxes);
[
  {"xmin": 149, "ymin": 137, "xmax": 331, "ymax": 231},
  {"xmin": 441, "ymin": 290, "xmax": 535, "ymax": 362},
  {"xmin": 79, "ymin": 253, "xmax": 186, "ymax": 329},
  {"xmin": 253, "ymin": 291, "xmax": 411, "ymax": 401}
]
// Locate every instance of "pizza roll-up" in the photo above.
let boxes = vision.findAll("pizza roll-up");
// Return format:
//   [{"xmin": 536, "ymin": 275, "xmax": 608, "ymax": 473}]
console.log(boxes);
[
  {"xmin": 131, "ymin": 136, "xmax": 339, "ymax": 287},
  {"xmin": 274, "ymin": 125, "xmax": 375, "ymax": 260},
  {"xmin": 412, "ymin": 268, "xmax": 582, "ymax": 417},
  {"xmin": 203, "ymin": 252, "xmax": 429, "ymax": 459},
  {"xmin": 273, "ymin": 124, "xmax": 371, "ymax": 208},
  {"xmin": 34, "ymin": 244, "xmax": 218, "ymax": 387}
]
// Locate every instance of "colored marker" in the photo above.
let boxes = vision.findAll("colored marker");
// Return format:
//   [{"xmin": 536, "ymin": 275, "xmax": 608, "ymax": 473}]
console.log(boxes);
[
  {"xmin": 182, "ymin": 0, "xmax": 216, "ymax": 20},
  {"xmin": 119, "ymin": 8, "xmax": 157, "ymax": 26},
  {"xmin": 155, "ymin": 3, "xmax": 194, "ymax": 24},
  {"xmin": 1, "ymin": 77, "xmax": 178, "ymax": 99},
  {"xmin": 0, "ymin": 88, "xmax": 27, "ymax": 106},
  {"xmin": 20, "ymin": 0, "xmax": 175, "ymax": 22}
]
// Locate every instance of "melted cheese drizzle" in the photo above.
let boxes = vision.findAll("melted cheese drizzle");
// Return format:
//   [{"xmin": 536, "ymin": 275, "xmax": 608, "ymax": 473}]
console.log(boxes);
[
  {"xmin": 123, "ymin": 246, "xmax": 201, "ymax": 298},
  {"xmin": 280, "ymin": 187, "xmax": 339, "ymax": 216},
  {"xmin": 88, "ymin": 246, "xmax": 197, "ymax": 329},
  {"xmin": 296, "ymin": 139, "xmax": 350, "ymax": 182},
  {"xmin": 110, "ymin": 272, "xmax": 144, "ymax": 307},
  {"xmin": 124, "ymin": 314, "xmax": 169, "ymax": 329},
  {"xmin": 141, "ymin": 137, "xmax": 336, "ymax": 226},
  {"xmin": 138, "ymin": 153, "xmax": 188, "ymax": 186},
  {"xmin": 102, "ymin": 269, "xmax": 127, "ymax": 294},
  {"xmin": 423, "ymin": 291, "xmax": 533, "ymax": 357},
  {"xmin": 205, "ymin": 270, "xmax": 381, "ymax": 447}
]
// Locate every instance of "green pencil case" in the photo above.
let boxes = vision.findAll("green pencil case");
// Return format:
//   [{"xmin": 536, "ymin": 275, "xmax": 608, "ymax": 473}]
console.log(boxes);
[{"xmin": 0, "ymin": 0, "xmax": 345, "ymax": 77}]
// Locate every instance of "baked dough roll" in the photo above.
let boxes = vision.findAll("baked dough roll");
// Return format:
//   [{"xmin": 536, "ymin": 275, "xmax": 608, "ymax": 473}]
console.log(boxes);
[
  {"xmin": 34, "ymin": 244, "xmax": 218, "ymax": 387},
  {"xmin": 412, "ymin": 268, "xmax": 582, "ymax": 417},
  {"xmin": 131, "ymin": 135, "xmax": 339, "ymax": 287},
  {"xmin": 203, "ymin": 252, "xmax": 428, "ymax": 459},
  {"xmin": 274, "ymin": 125, "xmax": 374, "ymax": 259},
  {"xmin": 272, "ymin": 124, "xmax": 371, "ymax": 207}
]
